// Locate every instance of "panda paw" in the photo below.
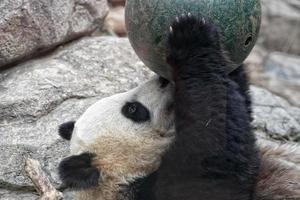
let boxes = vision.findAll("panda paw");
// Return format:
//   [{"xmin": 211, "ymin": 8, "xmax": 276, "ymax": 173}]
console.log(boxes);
[
  {"xmin": 167, "ymin": 13, "xmax": 221, "ymax": 68},
  {"xmin": 58, "ymin": 153, "xmax": 100, "ymax": 189}
]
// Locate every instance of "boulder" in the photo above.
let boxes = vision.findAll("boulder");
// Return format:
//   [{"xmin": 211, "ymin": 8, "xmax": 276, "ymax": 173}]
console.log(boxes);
[
  {"xmin": 249, "ymin": 52, "xmax": 300, "ymax": 107},
  {"xmin": 260, "ymin": 0, "xmax": 300, "ymax": 54},
  {"xmin": 251, "ymin": 86, "xmax": 300, "ymax": 141},
  {"xmin": 105, "ymin": 6, "xmax": 126, "ymax": 37},
  {"xmin": 0, "ymin": 37, "xmax": 299, "ymax": 197},
  {"xmin": 0, "ymin": 189, "xmax": 37, "ymax": 200},
  {"xmin": 0, "ymin": 0, "xmax": 109, "ymax": 68}
]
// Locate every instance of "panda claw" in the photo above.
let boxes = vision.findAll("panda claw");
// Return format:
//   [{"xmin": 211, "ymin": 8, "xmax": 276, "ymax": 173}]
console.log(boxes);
[
  {"xmin": 169, "ymin": 26, "xmax": 173, "ymax": 34},
  {"xmin": 167, "ymin": 14, "xmax": 221, "ymax": 68}
]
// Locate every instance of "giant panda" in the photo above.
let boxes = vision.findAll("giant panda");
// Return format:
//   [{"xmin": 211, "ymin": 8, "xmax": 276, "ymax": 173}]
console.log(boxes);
[
  {"xmin": 58, "ymin": 15, "xmax": 300, "ymax": 200},
  {"xmin": 59, "ymin": 75, "xmax": 175, "ymax": 200}
]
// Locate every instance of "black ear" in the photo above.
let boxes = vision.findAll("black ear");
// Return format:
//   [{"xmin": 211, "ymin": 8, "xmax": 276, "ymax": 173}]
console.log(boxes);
[
  {"xmin": 58, "ymin": 153, "xmax": 100, "ymax": 189},
  {"xmin": 58, "ymin": 121, "xmax": 76, "ymax": 140}
]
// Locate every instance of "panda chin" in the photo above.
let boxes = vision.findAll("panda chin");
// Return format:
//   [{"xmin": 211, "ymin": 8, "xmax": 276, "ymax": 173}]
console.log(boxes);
[{"xmin": 157, "ymin": 125, "xmax": 175, "ymax": 138}]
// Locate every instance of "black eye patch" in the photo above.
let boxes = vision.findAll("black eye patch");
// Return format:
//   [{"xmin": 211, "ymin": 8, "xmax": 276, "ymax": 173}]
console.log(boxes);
[
  {"xmin": 159, "ymin": 76, "xmax": 170, "ymax": 88},
  {"xmin": 121, "ymin": 102, "xmax": 150, "ymax": 123}
]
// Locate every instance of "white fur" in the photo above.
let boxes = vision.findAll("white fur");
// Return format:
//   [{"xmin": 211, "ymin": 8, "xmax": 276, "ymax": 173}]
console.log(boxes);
[{"xmin": 69, "ymin": 76, "xmax": 175, "ymax": 199}]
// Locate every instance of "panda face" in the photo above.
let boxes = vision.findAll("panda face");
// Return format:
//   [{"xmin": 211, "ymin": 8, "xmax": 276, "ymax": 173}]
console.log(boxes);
[{"xmin": 59, "ymin": 76, "xmax": 175, "ymax": 191}]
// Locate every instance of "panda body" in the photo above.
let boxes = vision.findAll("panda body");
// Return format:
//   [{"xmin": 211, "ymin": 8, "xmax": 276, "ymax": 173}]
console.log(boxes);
[{"xmin": 58, "ymin": 15, "xmax": 300, "ymax": 200}]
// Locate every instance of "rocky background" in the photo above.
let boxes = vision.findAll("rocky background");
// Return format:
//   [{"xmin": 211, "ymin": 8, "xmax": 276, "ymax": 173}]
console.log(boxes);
[{"xmin": 0, "ymin": 0, "xmax": 299, "ymax": 199}]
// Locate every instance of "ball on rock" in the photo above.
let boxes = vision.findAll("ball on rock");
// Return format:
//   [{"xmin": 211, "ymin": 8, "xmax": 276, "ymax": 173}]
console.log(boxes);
[{"xmin": 125, "ymin": 0, "xmax": 261, "ymax": 79}]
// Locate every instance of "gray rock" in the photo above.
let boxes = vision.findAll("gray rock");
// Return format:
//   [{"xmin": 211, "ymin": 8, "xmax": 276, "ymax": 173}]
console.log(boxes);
[
  {"xmin": 0, "ymin": 37, "xmax": 154, "ymax": 191},
  {"xmin": 251, "ymin": 86, "xmax": 300, "ymax": 141},
  {"xmin": 0, "ymin": 0, "xmax": 109, "ymax": 68},
  {"xmin": 260, "ymin": 0, "xmax": 300, "ymax": 54},
  {"xmin": 249, "ymin": 52, "xmax": 300, "ymax": 107},
  {"xmin": 0, "ymin": 189, "xmax": 38, "ymax": 200}
]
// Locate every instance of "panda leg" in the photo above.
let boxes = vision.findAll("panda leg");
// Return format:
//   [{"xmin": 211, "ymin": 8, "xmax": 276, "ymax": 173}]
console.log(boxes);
[{"xmin": 155, "ymin": 14, "xmax": 260, "ymax": 200}]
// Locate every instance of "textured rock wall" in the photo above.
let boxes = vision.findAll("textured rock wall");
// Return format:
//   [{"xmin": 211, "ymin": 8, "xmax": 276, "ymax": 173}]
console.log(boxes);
[
  {"xmin": 246, "ymin": 0, "xmax": 300, "ymax": 108},
  {"xmin": 260, "ymin": 0, "xmax": 300, "ymax": 54},
  {"xmin": 0, "ymin": 0, "xmax": 109, "ymax": 68}
]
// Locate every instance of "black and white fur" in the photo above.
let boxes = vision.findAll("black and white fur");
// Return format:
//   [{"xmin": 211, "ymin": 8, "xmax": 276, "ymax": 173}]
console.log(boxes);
[
  {"xmin": 58, "ymin": 15, "xmax": 300, "ymax": 200},
  {"xmin": 149, "ymin": 14, "xmax": 260, "ymax": 200},
  {"xmin": 59, "ymin": 76, "xmax": 175, "ymax": 199}
]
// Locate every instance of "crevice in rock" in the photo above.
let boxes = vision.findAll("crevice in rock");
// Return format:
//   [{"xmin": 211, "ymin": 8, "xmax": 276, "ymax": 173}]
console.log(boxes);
[
  {"xmin": 33, "ymin": 94, "xmax": 98, "ymax": 120},
  {"xmin": 0, "ymin": 94, "xmax": 98, "ymax": 125},
  {"xmin": 0, "ymin": 179, "xmax": 36, "ymax": 193},
  {"xmin": 253, "ymin": 126, "xmax": 300, "ymax": 142},
  {"xmin": 253, "ymin": 103, "xmax": 285, "ymax": 109},
  {"xmin": 0, "ymin": 30, "xmax": 96, "ymax": 73}
]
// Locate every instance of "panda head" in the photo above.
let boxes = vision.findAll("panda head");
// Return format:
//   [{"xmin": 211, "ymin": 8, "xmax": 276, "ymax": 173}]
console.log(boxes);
[{"xmin": 58, "ymin": 76, "xmax": 175, "ymax": 192}]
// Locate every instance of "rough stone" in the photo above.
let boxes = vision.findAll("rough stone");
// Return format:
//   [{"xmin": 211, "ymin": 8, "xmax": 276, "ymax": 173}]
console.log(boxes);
[
  {"xmin": 105, "ymin": 6, "xmax": 126, "ymax": 37},
  {"xmin": 260, "ymin": 0, "xmax": 300, "ymax": 54},
  {"xmin": 0, "ymin": 0, "xmax": 109, "ymax": 68},
  {"xmin": 249, "ymin": 52, "xmax": 300, "ymax": 107},
  {"xmin": 0, "ymin": 37, "xmax": 154, "ymax": 191},
  {"xmin": 0, "ymin": 189, "xmax": 38, "ymax": 200},
  {"xmin": 251, "ymin": 86, "xmax": 300, "ymax": 141}
]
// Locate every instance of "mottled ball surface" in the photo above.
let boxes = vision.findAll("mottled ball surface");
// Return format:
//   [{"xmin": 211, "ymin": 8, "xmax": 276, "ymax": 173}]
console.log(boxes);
[{"xmin": 125, "ymin": 0, "xmax": 261, "ymax": 79}]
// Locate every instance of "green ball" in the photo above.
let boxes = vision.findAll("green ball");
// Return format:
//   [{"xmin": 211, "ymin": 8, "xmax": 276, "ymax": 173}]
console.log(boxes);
[{"xmin": 125, "ymin": 0, "xmax": 261, "ymax": 79}]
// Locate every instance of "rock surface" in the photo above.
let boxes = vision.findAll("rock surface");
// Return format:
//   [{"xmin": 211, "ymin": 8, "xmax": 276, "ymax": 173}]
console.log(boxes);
[
  {"xmin": 0, "ymin": 189, "xmax": 37, "ymax": 200},
  {"xmin": 0, "ymin": 0, "xmax": 109, "ymax": 68},
  {"xmin": 248, "ymin": 52, "xmax": 300, "ymax": 107},
  {"xmin": 251, "ymin": 86, "xmax": 300, "ymax": 141},
  {"xmin": 260, "ymin": 0, "xmax": 300, "ymax": 54},
  {"xmin": 105, "ymin": 6, "xmax": 126, "ymax": 37},
  {"xmin": 0, "ymin": 37, "xmax": 299, "ymax": 197},
  {"xmin": 0, "ymin": 37, "xmax": 153, "ymax": 192}
]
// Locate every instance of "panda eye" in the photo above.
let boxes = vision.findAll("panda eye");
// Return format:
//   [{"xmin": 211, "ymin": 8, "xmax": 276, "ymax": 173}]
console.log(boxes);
[
  {"xmin": 121, "ymin": 102, "xmax": 150, "ymax": 123},
  {"xmin": 128, "ymin": 104, "xmax": 137, "ymax": 114}
]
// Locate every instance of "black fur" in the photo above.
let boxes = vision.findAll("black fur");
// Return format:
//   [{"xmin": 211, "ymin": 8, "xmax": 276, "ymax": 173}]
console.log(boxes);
[
  {"xmin": 118, "ymin": 172, "xmax": 158, "ymax": 200},
  {"xmin": 58, "ymin": 153, "xmax": 100, "ymax": 189},
  {"xmin": 229, "ymin": 65, "xmax": 253, "ymax": 120},
  {"xmin": 158, "ymin": 76, "xmax": 170, "ymax": 88},
  {"xmin": 122, "ymin": 102, "xmax": 151, "ymax": 123},
  {"xmin": 58, "ymin": 121, "xmax": 76, "ymax": 141},
  {"xmin": 144, "ymin": 15, "xmax": 260, "ymax": 200}
]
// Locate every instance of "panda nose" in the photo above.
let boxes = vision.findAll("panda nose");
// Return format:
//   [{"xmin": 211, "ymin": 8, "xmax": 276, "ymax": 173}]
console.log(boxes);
[{"xmin": 159, "ymin": 76, "xmax": 170, "ymax": 89}]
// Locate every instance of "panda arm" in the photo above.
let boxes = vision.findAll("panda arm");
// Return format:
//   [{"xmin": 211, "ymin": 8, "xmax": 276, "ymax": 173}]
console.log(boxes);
[
  {"xmin": 229, "ymin": 65, "xmax": 252, "ymax": 119},
  {"xmin": 155, "ymin": 15, "xmax": 260, "ymax": 200}
]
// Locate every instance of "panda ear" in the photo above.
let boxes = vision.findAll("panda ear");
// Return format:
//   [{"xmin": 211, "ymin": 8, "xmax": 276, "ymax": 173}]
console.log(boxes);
[
  {"xmin": 58, "ymin": 121, "xmax": 76, "ymax": 140},
  {"xmin": 58, "ymin": 153, "xmax": 100, "ymax": 189}
]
